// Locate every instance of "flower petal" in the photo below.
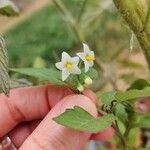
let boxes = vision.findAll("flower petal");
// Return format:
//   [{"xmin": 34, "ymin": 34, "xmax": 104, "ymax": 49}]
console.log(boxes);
[
  {"xmin": 55, "ymin": 62, "xmax": 63, "ymax": 70},
  {"xmin": 62, "ymin": 52, "xmax": 71, "ymax": 63},
  {"xmin": 62, "ymin": 69, "xmax": 70, "ymax": 81},
  {"xmin": 77, "ymin": 52, "xmax": 86, "ymax": 61},
  {"xmin": 72, "ymin": 56, "xmax": 80, "ymax": 65},
  {"xmin": 83, "ymin": 43, "xmax": 91, "ymax": 53},
  {"xmin": 71, "ymin": 66, "xmax": 81, "ymax": 74},
  {"xmin": 88, "ymin": 50, "xmax": 95, "ymax": 56},
  {"xmin": 88, "ymin": 61, "xmax": 94, "ymax": 67},
  {"xmin": 84, "ymin": 61, "xmax": 90, "ymax": 72}
]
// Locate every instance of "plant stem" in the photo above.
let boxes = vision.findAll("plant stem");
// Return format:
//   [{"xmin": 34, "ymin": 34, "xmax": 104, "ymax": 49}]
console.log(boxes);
[
  {"xmin": 113, "ymin": 0, "xmax": 150, "ymax": 70},
  {"xmin": 112, "ymin": 121, "xmax": 128, "ymax": 150},
  {"xmin": 124, "ymin": 123, "xmax": 131, "ymax": 141}
]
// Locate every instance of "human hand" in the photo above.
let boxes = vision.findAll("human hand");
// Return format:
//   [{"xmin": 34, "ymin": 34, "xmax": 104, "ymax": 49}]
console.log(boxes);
[{"xmin": 0, "ymin": 85, "xmax": 113, "ymax": 150}]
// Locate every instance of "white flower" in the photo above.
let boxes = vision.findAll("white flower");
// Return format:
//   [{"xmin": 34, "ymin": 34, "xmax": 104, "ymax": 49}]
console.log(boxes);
[
  {"xmin": 55, "ymin": 52, "xmax": 81, "ymax": 81},
  {"xmin": 77, "ymin": 43, "xmax": 95, "ymax": 72}
]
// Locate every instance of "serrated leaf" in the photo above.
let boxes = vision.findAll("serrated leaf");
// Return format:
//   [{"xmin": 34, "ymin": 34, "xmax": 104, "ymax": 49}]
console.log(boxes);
[
  {"xmin": 0, "ymin": 0, "xmax": 19, "ymax": 16},
  {"xmin": 10, "ymin": 68, "xmax": 65, "ymax": 86},
  {"xmin": 100, "ymin": 91, "xmax": 116, "ymax": 105},
  {"xmin": 53, "ymin": 106, "xmax": 115, "ymax": 133},
  {"xmin": 0, "ymin": 36, "xmax": 10, "ymax": 95},
  {"xmin": 115, "ymin": 88, "xmax": 150, "ymax": 101}
]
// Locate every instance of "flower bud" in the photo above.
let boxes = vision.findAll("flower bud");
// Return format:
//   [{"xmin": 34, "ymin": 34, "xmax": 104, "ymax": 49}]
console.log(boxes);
[
  {"xmin": 77, "ymin": 84, "xmax": 84, "ymax": 92},
  {"xmin": 84, "ymin": 77, "xmax": 93, "ymax": 85}
]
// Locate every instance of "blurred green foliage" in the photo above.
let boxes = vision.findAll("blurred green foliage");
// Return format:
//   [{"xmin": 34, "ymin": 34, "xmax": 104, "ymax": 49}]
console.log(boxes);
[
  {"xmin": 5, "ymin": 4, "xmax": 76, "ymax": 67},
  {"xmin": 5, "ymin": 0, "xmax": 129, "ymax": 67},
  {"xmin": 5, "ymin": 0, "xmax": 145, "ymax": 90}
]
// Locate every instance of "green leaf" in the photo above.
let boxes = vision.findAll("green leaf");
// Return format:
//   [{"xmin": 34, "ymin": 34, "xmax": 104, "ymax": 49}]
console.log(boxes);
[
  {"xmin": 127, "ymin": 79, "xmax": 150, "ymax": 90},
  {"xmin": 86, "ymin": 68, "xmax": 98, "ymax": 80},
  {"xmin": 53, "ymin": 106, "xmax": 115, "ymax": 133},
  {"xmin": 65, "ymin": 74, "xmax": 79, "ymax": 89},
  {"xmin": 100, "ymin": 91, "xmax": 116, "ymax": 105},
  {"xmin": 127, "ymin": 127, "xmax": 139, "ymax": 147},
  {"xmin": 0, "ymin": 37, "xmax": 10, "ymax": 95},
  {"xmin": 115, "ymin": 103, "xmax": 128, "ymax": 124},
  {"xmin": 0, "ymin": 0, "xmax": 19, "ymax": 16},
  {"xmin": 10, "ymin": 68, "xmax": 65, "ymax": 86},
  {"xmin": 137, "ymin": 116, "xmax": 150, "ymax": 128},
  {"xmin": 115, "ymin": 88, "xmax": 150, "ymax": 101},
  {"xmin": 79, "ymin": 68, "xmax": 98, "ymax": 84},
  {"xmin": 11, "ymin": 67, "xmax": 98, "ymax": 91}
]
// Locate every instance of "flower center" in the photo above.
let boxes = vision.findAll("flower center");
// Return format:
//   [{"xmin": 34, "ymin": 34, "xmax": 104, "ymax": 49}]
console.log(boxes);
[
  {"xmin": 65, "ymin": 62, "xmax": 73, "ymax": 70},
  {"xmin": 85, "ymin": 55, "xmax": 95, "ymax": 61}
]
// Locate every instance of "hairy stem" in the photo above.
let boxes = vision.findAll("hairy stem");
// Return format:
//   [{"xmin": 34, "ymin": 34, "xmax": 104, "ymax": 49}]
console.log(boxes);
[{"xmin": 113, "ymin": 0, "xmax": 150, "ymax": 70}]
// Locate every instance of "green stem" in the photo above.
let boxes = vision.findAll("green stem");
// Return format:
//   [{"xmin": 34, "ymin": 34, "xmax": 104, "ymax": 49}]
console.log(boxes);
[
  {"xmin": 143, "ymin": 2, "xmax": 150, "ymax": 32},
  {"xmin": 124, "ymin": 123, "xmax": 131, "ymax": 141},
  {"xmin": 112, "ymin": 121, "xmax": 129, "ymax": 150},
  {"xmin": 113, "ymin": 0, "xmax": 150, "ymax": 70}
]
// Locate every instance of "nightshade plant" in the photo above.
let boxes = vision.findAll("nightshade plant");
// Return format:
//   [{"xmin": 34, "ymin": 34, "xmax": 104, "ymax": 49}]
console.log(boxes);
[{"xmin": 0, "ymin": 0, "xmax": 150, "ymax": 150}]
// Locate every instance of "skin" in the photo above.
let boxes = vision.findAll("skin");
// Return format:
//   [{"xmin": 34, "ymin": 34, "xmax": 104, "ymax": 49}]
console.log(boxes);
[{"xmin": 0, "ymin": 85, "xmax": 114, "ymax": 150}]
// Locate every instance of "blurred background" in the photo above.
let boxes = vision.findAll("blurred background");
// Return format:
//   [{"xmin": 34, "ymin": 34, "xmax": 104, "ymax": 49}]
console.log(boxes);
[
  {"xmin": 0, "ymin": 0, "xmax": 149, "ymax": 92},
  {"xmin": 0, "ymin": 0, "xmax": 150, "ymax": 149}
]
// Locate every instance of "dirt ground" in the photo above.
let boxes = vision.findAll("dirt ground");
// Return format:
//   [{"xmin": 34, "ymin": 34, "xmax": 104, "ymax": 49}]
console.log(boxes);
[{"xmin": 0, "ymin": 0, "xmax": 49, "ymax": 34}]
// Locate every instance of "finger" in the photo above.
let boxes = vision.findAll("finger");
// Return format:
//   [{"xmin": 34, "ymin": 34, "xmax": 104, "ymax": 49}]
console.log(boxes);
[
  {"xmin": 91, "ymin": 127, "xmax": 114, "ymax": 141},
  {"xmin": 7, "ymin": 88, "xmax": 97, "ymax": 147},
  {"xmin": 83, "ymin": 88, "xmax": 97, "ymax": 104},
  {"xmin": 9, "ymin": 120, "xmax": 41, "ymax": 148},
  {"xmin": 9, "ymin": 89, "xmax": 98, "ymax": 148},
  {"xmin": 9, "ymin": 89, "xmax": 113, "ymax": 147},
  {"xmin": 0, "ymin": 85, "xmax": 73, "ymax": 138},
  {"xmin": 20, "ymin": 95, "xmax": 97, "ymax": 150},
  {"xmin": 83, "ymin": 89, "xmax": 114, "ymax": 141}
]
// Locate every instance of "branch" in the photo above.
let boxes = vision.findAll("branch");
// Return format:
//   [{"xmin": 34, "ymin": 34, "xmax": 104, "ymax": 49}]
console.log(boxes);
[{"xmin": 113, "ymin": 0, "xmax": 150, "ymax": 70}]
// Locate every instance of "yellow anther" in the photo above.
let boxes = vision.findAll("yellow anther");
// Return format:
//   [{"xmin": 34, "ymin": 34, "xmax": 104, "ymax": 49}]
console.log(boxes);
[
  {"xmin": 65, "ymin": 62, "xmax": 73, "ymax": 70},
  {"xmin": 85, "ymin": 55, "xmax": 95, "ymax": 61}
]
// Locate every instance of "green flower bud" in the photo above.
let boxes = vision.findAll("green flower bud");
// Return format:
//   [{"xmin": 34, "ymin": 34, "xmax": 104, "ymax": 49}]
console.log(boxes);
[
  {"xmin": 84, "ymin": 77, "xmax": 93, "ymax": 85},
  {"xmin": 77, "ymin": 84, "xmax": 84, "ymax": 92}
]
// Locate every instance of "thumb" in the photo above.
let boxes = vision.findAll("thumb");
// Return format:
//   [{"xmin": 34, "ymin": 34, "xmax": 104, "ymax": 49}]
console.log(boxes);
[{"xmin": 19, "ymin": 95, "xmax": 97, "ymax": 150}]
